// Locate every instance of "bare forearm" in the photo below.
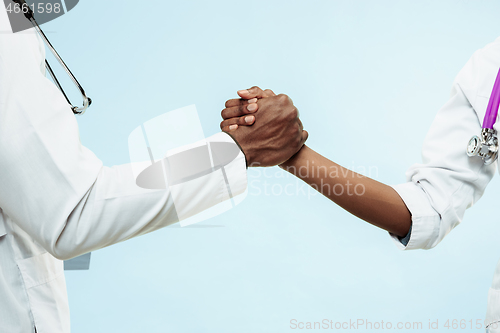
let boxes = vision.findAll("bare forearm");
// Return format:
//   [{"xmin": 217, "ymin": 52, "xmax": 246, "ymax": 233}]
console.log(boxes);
[{"xmin": 280, "ymin": 145, "xmax": 411, "ymax": 237}]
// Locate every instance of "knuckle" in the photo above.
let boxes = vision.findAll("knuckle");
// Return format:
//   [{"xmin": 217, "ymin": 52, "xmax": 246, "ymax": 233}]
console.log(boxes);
[
  {"xmin": 221, "ymin": 109, "xmax": 227, "ymax": 119},
  {"xmin": 285, "ymin": 107, "xmax": 298, "ymax": 121},
  {"xmin": 277, "ymin": 93, "xmax": 288, "ymax": 104},
  {"xmin": 225, "ymin": 100, "xmax": 231, "ymax": 108},
  {"xmin": 278, "ymin": 94, "xmax": 293, "ymax": 108},
  {"xmin": 286, "ymin": 123, "xmax": 298, "ymax": 138}
]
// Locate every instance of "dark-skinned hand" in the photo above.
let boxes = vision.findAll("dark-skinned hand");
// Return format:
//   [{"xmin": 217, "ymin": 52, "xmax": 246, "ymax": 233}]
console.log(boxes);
[{"xmin": 220, "ymin": 86, "xmax": 307, "ymax": 167}]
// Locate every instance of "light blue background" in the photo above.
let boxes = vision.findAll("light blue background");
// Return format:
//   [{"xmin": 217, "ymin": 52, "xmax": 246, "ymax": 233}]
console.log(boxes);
[{"xmin": 41, "ymin": 0, "xmax": 500, "ymax": 332}]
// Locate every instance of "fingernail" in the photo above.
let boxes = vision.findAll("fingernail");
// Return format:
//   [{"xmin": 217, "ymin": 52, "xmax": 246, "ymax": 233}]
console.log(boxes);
[
  {"xmin": 245, "ymin": 116, "xmax": 255, "ymax": 124},
  {"xmin": 229, "ymin": 125, "xmax": 238, "ymax": 131},
  {"xmin": 247, "ymin": 104, "xmax": 257, "ymax": 112},
  {"xmin": 248, "ymin": 98, "xmax": 257, "ymax": 104},
  {"xmin": 238, "ymin": 90, "xmax": 249, "ymax": 95}
]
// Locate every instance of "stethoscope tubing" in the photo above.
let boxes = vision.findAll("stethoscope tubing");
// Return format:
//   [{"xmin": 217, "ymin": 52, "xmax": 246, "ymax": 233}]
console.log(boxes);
[
  {"xmin": 483, "ymin": 68, "xmax": 500, "ymax": 129},
  {"xmin": 29, "ymin": 16, "xmax": 91, "ymax": 114},
  {"xmin": 12, "ymin": 0, "xmax": 91, "ymax": 115}
]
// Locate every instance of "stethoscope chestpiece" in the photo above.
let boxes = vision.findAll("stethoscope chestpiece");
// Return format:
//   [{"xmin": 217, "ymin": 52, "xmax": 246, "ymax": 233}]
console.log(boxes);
[
  {"xmin": 467, "ymin": 128, "xmax": 499, "ymax": 165},
  {"xmin": 469, "ymin": 67, "xmax": 500, "ymax": 165}
]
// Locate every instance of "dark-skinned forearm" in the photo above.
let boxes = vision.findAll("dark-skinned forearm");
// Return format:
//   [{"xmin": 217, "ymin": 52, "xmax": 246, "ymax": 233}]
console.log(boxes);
[{"xmin": 280, "ymin": 145, "xmax": 411, "ymax": 237}]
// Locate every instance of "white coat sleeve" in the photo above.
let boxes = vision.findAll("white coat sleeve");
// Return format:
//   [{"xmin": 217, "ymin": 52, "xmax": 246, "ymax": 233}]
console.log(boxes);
[
  {"xmin": 0, "ymin": 31, "xmax": 247, "ymax": 260},
  {"xmin": 389, "ymin": 40, "xmax": 500, "ymax": 250}
]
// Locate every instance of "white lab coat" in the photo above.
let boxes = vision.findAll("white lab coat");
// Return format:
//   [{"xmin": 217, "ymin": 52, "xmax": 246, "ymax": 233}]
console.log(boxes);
[
  {"xmin": 389, "ymin": 37, "xmax": 500, "ymax": 330},
  {"xmin": 0, "ymin": 8, "xmax": 247, "ymax": 333}
]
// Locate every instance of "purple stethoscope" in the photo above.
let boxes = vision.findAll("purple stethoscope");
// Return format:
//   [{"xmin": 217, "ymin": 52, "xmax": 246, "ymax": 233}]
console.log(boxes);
[{"xmin": 467, "ymin": 68, "xmax": 500, "ymax": 165}]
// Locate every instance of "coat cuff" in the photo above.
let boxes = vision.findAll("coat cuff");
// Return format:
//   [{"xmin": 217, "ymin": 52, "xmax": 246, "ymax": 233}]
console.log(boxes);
[
  {"xmin": 166, "ymin": 132, "xmax": 248, "ymax": 225},
  {"xmin": 388, "ymin": 182, "xmax": 440, "ymax": 250},
  {"xmin": 211, "ymin": 132, "xmax": 248, "ymax": 198}
]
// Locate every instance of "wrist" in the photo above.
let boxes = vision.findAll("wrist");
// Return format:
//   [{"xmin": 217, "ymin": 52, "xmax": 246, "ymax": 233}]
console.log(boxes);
[
  {"xmin": 279, "ymin": 145, "xmax": 309, "ymax": 170},
  {"xmin": 222, "ymin": 131, "xmax": 249, "ymax": 168}
]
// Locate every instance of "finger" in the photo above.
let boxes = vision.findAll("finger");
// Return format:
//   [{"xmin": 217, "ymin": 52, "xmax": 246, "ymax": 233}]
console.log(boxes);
[
  {"xmin": 221, "ymin": 103, "xmax": 259, "ymax": 119},
  {"xmin": 220, "ymin": 115, "xmax": 255, "ymax": 130},
  {"xmin": 225, "ymin": 88, "xmax": 275, "ymax": 108},
  {"xmin": 237, "ymin": 86, "xmax": 267, "ymax": 99},
  {"xmin": 221, "ymin": 124, "xmax": 239, "ymax": 132},
  {"xmin": 225, "ymin": 97, "xmax": 258, "ymax": 109}
]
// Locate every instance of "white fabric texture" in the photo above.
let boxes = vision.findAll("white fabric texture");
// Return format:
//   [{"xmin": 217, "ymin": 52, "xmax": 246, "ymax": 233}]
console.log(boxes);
[{"xmin": 0, "ymin": 7, "xmax": 247, "ymax": 333}]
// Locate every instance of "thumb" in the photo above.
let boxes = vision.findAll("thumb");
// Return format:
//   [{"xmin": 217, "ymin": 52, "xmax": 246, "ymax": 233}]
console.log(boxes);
[{"xmin": 237, "ymin": 86, "xmax": 266, "ymax": 99}]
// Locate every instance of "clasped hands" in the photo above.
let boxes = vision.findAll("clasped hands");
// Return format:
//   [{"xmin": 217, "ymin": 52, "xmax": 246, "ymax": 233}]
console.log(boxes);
[{"xmin": 220, "ymin": 86, "xmax": 308, "ymax": 167}]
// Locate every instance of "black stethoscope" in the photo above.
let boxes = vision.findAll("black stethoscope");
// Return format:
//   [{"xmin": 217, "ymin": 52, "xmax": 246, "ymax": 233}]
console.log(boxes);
[
  {"xmin": 467, "ymin": 68, "xmax": 500, "ymax": 165},
  {"xmin": 12, "ymin": 0, "xmax": 91, "ymax": 114}
]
